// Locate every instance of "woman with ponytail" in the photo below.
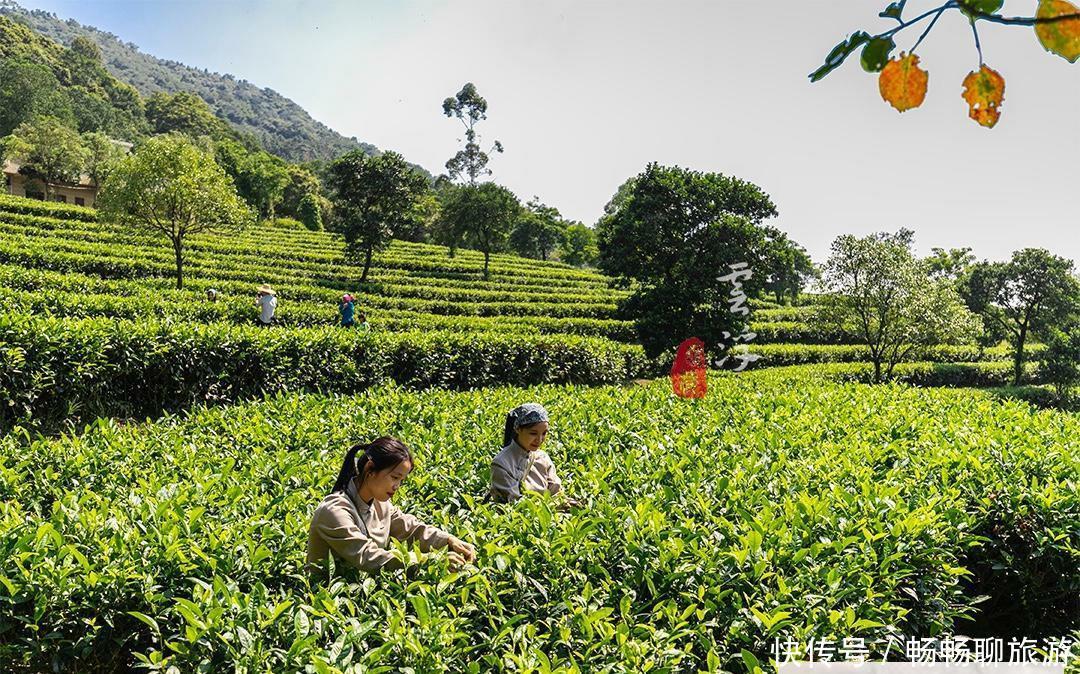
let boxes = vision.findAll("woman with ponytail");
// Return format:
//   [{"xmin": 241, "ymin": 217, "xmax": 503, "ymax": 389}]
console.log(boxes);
[
  {"xmin": 306, "ymin": 436, "xmax": 475, "ymax": 573},
  {"xmin": 489, "ymin": 403, "xmax": 574, "ymax": 505}
]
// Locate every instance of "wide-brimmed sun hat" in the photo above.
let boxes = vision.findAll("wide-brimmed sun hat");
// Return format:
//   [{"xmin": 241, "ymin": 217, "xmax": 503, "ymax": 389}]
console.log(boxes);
[{"xmin": 257, "ymin": 284, "xmax": 275, "ymax": 295}]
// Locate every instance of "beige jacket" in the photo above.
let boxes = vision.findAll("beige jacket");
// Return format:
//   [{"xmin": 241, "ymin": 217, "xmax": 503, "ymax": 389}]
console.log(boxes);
[
  {"xmin": 489, "ymin": 440, "xmax": 562, "ymax": 503},
  {"xmin": 306, "ymin": 478, "xmax": 450, "ymax": 572}
]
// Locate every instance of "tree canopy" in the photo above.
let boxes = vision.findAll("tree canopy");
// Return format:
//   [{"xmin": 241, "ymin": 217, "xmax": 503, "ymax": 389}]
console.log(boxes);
[
  {"xmin": 146, "ymin": 91, "xmax": 237, "ymax": 142},
  {"xmin": 960, "ymin": 248, "xmax": 1080, "ymax": 385},
  {"xmin": 821, "ymin": 229, "xmax": 980, "ymax": 383},
  {"xmin": 597, "ymin": 163, "xmax": 778, "ymax": 359},
  {"xmin": 3, "ymin": 115, "xmax": 89, "ymax": 199},
  {"xmin": 761, "ymin": 226, "xmax": 817, "ymax": 305},
  {"xmin": 560, "ymin": 223, "xmax": 599, "ymax": 268},
  {"xmin": 97, "ymin": 134, "xmax": 253, "ymax": 288},
  {"xmin": 437, "ymin": 182, "xmax": 522, "ymax": 280},
  {"xmin": 0, "ymin": 58, "xmax": 74, "ymax": 137},
  {"xmin": 510, "ymin": 198, "xmax": 568, "ymax": 261},
  {"xmin": 328, "ymin": 149, "xmax": 430, "ymax": 283},
  {"xmin": 442, "ymin": 82, "xmax": 503, "ymax": 184}
]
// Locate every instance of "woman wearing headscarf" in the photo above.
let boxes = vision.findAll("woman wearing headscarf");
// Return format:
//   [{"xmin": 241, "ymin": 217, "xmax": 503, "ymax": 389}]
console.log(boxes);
[
  {"xmin": 339, "ymin": 294, "xmax": 355, "ymax": 327},
  {"xmin": 489, "ymin": 403, "xmax": 568, "ymax": 504},
  {"xmin": 307, "ymin": 436, "xmax": 476, "ymax": 574}
]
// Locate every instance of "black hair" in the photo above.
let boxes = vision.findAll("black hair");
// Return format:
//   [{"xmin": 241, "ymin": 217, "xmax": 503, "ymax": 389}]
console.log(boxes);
[
  {"xmin": 331, "ymin": 436, "xmax": 413, "ymax": 494},
  {"xmin": 502, "ymin": 413, "xmax": 546, "ymax": 447}
]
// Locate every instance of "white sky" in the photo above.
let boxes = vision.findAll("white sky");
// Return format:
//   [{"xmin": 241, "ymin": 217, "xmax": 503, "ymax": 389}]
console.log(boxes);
[{"xmin": 19, "ymin": 0, "xmax": 1080, "ymax": 266}]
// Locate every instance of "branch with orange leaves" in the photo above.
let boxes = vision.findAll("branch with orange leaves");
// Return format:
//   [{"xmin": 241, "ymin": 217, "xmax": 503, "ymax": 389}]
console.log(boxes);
[{"xmin": 810, "ymin": 0, "xmax": 1080, "ymax": 128}]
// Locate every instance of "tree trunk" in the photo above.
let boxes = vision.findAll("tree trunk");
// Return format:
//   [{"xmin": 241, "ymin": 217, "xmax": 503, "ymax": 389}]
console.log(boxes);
[
  {"xmin": 361, "ymin": 244, "xmax": 374, "ymax": 284},
  {"xmin": 173, "ymin": 239, "xmax": 184, "ymax": 289},
  {"xmin": 1013, "ymin": 324, "xmax": 1027, "ymax": 386}
]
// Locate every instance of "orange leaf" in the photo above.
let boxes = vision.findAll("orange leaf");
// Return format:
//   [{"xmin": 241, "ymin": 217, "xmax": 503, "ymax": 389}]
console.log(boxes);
[
  {"xmin": 878, "ymin": 52, "xmax": 928, "ymax": 112},
  {"xmin": 961, "ymin": 65, "xmax": 1005, "ymax": 128},
  {"xmin": 1035, "ymin": 0, "xmax": 1080, "ymax": 62}
]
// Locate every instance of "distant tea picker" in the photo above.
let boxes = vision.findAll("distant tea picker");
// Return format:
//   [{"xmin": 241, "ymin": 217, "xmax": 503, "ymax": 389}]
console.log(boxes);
[
  {"xmin": 255, "ymin": 284, "xmax": 277, "ymax": 327},
  {"xmin": 339, "ymin": 293, "xmax": 356, "ymax": 327}
]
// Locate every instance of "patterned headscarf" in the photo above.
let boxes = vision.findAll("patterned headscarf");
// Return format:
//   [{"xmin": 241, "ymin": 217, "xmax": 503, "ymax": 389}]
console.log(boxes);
[{"xmin": 511, "ymin": 402, "xmax": 549, "ymax": 428}]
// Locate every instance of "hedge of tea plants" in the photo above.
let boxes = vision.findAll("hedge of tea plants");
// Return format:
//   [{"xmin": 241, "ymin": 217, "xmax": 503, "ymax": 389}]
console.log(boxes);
[
  {"xmin": 1, "ymin": 368, "xmax": 1076, "ymax": 672},
  {"xmin": 0, "ymin": 312, "xmax": 653, "ymax": 434}
]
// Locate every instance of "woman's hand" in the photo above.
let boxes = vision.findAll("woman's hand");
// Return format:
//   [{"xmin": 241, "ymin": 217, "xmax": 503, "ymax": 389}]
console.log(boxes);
[
  {"xmin": 447, "ymin": 536, "xmax": 476, "ymax": 563},
  {"xmin": 447, "ymin": 551, "xmax": 467, "ymax": 570},
  {"xmin": 556, "ymin": 497, "xmax": 583, "ymax": 513}
]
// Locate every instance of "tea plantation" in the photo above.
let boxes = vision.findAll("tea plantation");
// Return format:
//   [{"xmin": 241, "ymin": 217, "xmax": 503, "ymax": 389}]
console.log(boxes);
[
  {"xmin": 1, "ymin": 368, "xmax": 1077, "ymax": 672},
  {"xmin": 0, "ymin": 195, "xmax": 1045, "ymax": 435},
  {"xmin": 1, "ymin": 195, "xmax": 1076, "ymax": 672}
]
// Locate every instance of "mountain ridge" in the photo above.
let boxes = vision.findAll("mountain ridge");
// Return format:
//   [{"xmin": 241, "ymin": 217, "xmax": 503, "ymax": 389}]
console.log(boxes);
[{"xmin": 0, "ymin": 0, "xmax": 383, "ymax": 164}]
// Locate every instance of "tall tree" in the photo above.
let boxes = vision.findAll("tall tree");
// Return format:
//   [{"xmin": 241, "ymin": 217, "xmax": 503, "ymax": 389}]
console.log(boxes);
[
  {"xmin": 510, "ymin": 198, "xmax": 567, "ymax": 261},
  {"xmin": 328, "ymin": 150, "xmax": 429, "ymax": 283},
  {"xmin": 242, "ymin": 151, "xmax": 290, "ymax": 221},
  {"xmin": 280, "ymin": 164, "xmax": 323, "ymax": 218},
  {"xmin": 297, "ymin": 192, "xmax": 323, "ymax": 231},
  {"xmin": 597, "ymin": 163, "xmax": 778, "ymax": 359},
  {"xmin": 81, "ymin": 131, "xmax": 125, "ymax": 187},
  {"xmin": 214, "ymin": 140, "xmax": 290, "ymax": 220},
  {"xmin": 3, "ymin": 116, "xmax": 88, "ymax": 200},
  {"xmin": 961, "ymin": 248, "xmax": 1080, "ymax": 386},
  {"xmin": 432, "ymin": 183, "xmax": 472, "ymax": 258},
  {"xmin": 68, "ymin": 86, "xmax": 118, "ymax": 134},
  {"xmin": 442, "ymin": 82, "xmax": 503, "ymax": 185},
  {"xmin": 97, "ymin": 134, "xmax": 253, "ymax": 289},
  {"xmin": 761, "ymin": 226, "xmax": 817, "ymax": 305},
  {"xmin": 560, "ymin": 222, "xmax": 599, "ymax": 267},
  {"xmin": 468, "ymin": 183, "xmax": 522, "ymax": 280},
  {"xmin": 821, "ymin": 229, "xmax": 980, "ymax": 383},
  {"xmin": 0, "ymin": 59, "xmax": 74, "ymax": 137},
  {"xmin": 437, "ymin": 182, "xmax": 522, "ymax": 280}
]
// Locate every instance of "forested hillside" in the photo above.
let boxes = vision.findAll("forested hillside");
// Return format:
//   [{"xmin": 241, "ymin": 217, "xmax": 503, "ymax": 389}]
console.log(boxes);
[{"xmin": 0, "ymin": 0, "xmax": 375, "ymax": 162}]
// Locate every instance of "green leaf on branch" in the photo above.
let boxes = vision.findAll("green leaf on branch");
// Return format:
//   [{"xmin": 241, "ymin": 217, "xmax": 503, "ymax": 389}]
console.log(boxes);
[
  {"xmin": 959, "ymin": 0, "xmax": 1005, "ymax": 19},
  {"xmin": 879, "ymin": 1, "xmax": 906, "ymax": 20},
  {"xmin": 810, "ymin": 31, "xmax": 872, "ymax": 82},
  {"xmin": 861, "ymin": 37, "xmax": 896, "ymax": 72}
]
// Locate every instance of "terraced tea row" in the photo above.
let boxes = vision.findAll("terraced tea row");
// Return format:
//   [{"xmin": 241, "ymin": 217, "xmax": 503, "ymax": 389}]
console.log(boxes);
[
  {"xmin": 0, "ymin": 201, "xmax": 619, "ymax": 293},
  {"xmin": 0, "ymin": 267, "xmax": 635, "ymax": 338}
]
